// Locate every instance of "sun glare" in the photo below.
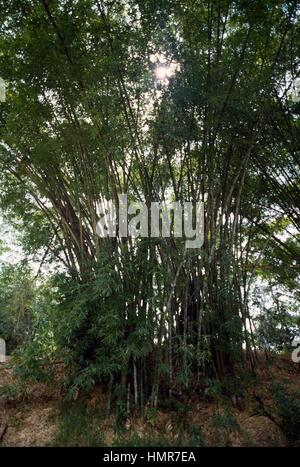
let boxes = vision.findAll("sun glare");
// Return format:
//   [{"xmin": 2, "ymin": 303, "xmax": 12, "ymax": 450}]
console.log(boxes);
[
  {"xmin": 155, "ymin": 65, "xmax": 170, "ymax": 81},
  {"xmin": 151, "ymin": 53, "xmax": 180, "ymax": 82}
]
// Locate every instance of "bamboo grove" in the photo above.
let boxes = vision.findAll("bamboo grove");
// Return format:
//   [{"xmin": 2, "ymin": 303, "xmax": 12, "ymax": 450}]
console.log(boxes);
[{"xmin": 0, "ymin": 0, "xmax": 299, "ymax": 414}]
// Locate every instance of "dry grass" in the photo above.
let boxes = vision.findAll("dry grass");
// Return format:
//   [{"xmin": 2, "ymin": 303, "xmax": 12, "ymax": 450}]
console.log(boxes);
[{"xmin": 0, "ymin": 353, "xmax": 299, "ymax": 447}]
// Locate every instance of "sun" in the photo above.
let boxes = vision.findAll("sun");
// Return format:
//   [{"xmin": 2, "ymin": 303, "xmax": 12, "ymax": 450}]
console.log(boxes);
[
  {"xmin": 151, "ymin": 53, "xmax": 180, "ymax": 82},
  {"xmin": 155, "ymin": 65, "xmax": 170, "ymax": 81}
]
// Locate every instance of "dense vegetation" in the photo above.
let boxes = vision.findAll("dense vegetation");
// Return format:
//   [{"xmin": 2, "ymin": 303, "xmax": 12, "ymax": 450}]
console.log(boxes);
[{"xmin": 0, "ymin": 0, "xmax": 299, "ymax": 433}]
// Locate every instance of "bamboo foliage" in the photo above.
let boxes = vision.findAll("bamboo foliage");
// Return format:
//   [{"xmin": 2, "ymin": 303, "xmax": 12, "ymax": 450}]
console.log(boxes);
[{"xmin": 0, "ymin": 0, "xmax": 299, "ymax": 409}]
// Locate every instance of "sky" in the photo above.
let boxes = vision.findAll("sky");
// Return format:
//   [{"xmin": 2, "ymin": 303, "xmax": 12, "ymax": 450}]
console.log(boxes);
[{"xmin": 0, "ymin": 218, "xmax": 24, "ymax": 267}]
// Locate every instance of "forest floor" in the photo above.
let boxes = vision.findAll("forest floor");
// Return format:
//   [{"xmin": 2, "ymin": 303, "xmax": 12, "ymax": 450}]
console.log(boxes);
[{"xmin": 0, "ymin": 353, "xmax": 299, "ymax": 447}]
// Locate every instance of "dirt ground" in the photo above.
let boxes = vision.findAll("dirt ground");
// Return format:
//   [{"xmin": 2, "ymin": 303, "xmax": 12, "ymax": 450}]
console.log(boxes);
[{"xmin": 0, "ymin": 353, "xmax": 299, "ymax": 447}]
